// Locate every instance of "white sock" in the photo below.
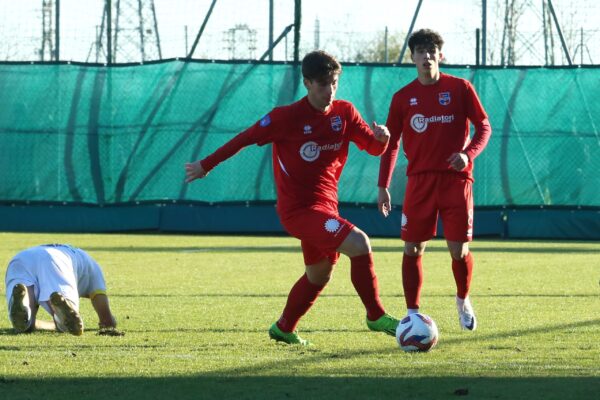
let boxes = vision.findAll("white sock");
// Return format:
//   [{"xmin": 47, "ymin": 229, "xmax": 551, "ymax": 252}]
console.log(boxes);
[{"xmin": 457, "ymin": 296, "xmax": 473, "ymax": 310}]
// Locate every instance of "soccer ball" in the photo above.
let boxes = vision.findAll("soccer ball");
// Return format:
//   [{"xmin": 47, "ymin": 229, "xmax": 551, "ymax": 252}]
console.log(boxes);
[{"xmin": 396, "ymin": 313, "xmax": 439, "ymax": 352}]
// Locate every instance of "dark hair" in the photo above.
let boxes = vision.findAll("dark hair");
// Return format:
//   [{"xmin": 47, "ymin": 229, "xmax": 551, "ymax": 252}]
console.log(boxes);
[
  {"xmin": 408, "ymin": 29, "xmax": 444, "ymax": 53},
  {"xmin": 301, "ymin": 50, "xmax": 342, "ymax": 82}
]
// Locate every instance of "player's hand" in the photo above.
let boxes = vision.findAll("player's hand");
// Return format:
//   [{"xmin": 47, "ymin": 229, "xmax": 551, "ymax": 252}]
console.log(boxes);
[
  {"xmin": 447, "ymin": 152, "xmax": 469, "ymax": 171},
  {"xmin": 378, "ymin": 187, "xmax": 392, "ymax": 218},
  {"xmin": 98, "ymin": 327, "xmax": 125, "ymax": 336},
  {"xmin": 185, "ymin": 161, "xmax": 208, "ymax": 183},
  {"xmin": 98, "ymin": 318, "xmax": 124, "ymax": 336},
  {"xmin": 372, "ymin": 121, "xmax": 390, "ymax": 145}
]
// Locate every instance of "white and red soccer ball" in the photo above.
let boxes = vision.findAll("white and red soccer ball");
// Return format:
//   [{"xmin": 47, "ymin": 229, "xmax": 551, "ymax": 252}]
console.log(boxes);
[{"xmin": 396, "ymin": 313, "xmax": 439, "ymax": 352}]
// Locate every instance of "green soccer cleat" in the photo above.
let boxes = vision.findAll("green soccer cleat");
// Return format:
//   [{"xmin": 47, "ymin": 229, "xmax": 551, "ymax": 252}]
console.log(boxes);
[
  {"xmin": 268, "ymin": 322, "xmax": 310, "ymax": 346},
  {"xmin": 50, "ymin": 292, "xmax": 84, "ymax": 336},
  {"xmin": 9, "ymin": 284, "xmax": 31, "ymax": 333},
  {"xmin": 366, "ymin": 313, "xmax": 400, "ymax": 336}
]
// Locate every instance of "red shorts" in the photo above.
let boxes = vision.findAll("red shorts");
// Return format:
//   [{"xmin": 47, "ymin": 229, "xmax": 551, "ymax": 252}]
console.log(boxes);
[
  {"xmin": 401, "ymin": 172, "xmax": 474, "ymax": 243},
  {"xmin": 280, "ymin": 208, "xmax": 354, "ymax": 266}
]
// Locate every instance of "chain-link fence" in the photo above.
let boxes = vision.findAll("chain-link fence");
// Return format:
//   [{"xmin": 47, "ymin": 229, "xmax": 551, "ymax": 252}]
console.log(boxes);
[
  {"xmin": 1, "ymin": 0, "xmax": 599, "ymax": 65},
  {"xmin": 0, "ymin": 61, "xmax": 598, "ymax": 207}
]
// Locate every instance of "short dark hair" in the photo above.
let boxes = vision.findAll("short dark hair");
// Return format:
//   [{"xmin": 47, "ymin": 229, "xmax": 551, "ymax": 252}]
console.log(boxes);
[
  {"xmin": 301, "ymin": 50, "xmax": 342, "ymax": 82},
  {"xmin": 408, "ymin": 29, "xmax": 444, "ymax": 54}
]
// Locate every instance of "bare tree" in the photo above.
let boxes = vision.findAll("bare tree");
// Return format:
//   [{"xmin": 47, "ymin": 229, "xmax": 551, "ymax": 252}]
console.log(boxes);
[
  {"xmin": 500, "ymin": 0, "xmax": 527, "ymax": 65},
  {"xmin": 354, "ymin": 30, "xmax": 411, "ymax": 64}
]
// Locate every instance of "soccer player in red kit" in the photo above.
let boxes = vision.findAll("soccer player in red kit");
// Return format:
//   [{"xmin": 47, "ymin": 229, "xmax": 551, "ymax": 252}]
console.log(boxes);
[
  {"xmin": 185, "ymin": 50, "xmax": 399, "ymax": 345},
  {"xmin": 378, "ymin": 29, "xmax": 492, "ymax": 331}
]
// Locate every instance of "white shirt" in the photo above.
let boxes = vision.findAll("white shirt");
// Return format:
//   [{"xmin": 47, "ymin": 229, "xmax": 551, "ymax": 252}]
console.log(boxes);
[{"xmin": 5, "ymin": 244, "xmax": 106, "ymax": 314}]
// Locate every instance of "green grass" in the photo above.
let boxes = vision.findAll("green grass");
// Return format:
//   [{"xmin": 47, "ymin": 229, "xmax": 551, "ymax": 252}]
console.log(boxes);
[{"xmin": 0, "ymin": 232, "xmax": 598, "ymax": 399}]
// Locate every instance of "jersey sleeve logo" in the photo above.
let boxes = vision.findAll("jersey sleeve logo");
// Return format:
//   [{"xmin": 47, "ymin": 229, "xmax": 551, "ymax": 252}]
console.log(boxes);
[
  {"xmin": 438, "ymin": 92, "xmax": 451, "ymax": 106},
  {"xmin": 259, "ymin": 114, "xmax": 272, "ymax": 127},
  {"xmin": 330, "ymin": 116, "xmax": 343, "ymax": 132}
]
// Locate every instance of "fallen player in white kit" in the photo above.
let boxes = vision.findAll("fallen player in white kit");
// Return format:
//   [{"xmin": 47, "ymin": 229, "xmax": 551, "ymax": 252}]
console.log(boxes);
[{"xmin": 5, "ymin": 244, "xmax": 120, "ymax": 336}]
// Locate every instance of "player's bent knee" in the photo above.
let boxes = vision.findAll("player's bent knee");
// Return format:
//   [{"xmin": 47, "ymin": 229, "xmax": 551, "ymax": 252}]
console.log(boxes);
[
  {"xmin": 404, "ymin": 242, "xmax": 427, "ymax": 257},
  {"xmin": 338, "ymin": 228, "xmax": 371, "ymax": 257},
  {"xmin": 448, "ymin": 242, "xmax": 469, "ymax": 260},
  {"xmin": 306, "ymin": 260, "xmax": 334, "ymax": 286},
  {"xmin": 450, "ymin": 250, "xmax": 469, "ymax": 260}
]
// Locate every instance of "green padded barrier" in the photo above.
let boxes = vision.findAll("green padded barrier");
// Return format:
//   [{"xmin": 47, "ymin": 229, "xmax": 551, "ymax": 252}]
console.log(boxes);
[{"xmin": 0, "ymin": 61, "xmax": 598, "ymax": 209}]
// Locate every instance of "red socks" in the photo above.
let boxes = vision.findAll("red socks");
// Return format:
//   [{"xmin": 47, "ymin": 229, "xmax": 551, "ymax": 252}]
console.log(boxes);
[
  {"xmin": 350, "ymin": 253, "xmax": 385, "ymax": 321},
  {"xmin": 402, "ymin": 254, "xmax": 423, "ymax": 309},
  {"xmin": 452, "ymin": 252, "xmax": 474, "ymax": 299},
  {"xmin": 277, "ymin": 253, "xmax": 388, "ymax": 332},
  {"xmin": 402, "ymin": 252, "xmax": 474, "ymax": 308},
  {"xmin": 277, "ymin": 274, "xmax": 324, "ymax": 332}
]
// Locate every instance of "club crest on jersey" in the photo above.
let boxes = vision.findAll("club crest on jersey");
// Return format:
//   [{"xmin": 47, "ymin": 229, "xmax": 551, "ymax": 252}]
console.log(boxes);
[
  {"xmin": 330, "ymin": 116, "xmax": 343, "ymax": 132},
  {"xmin": 259, "ymin": 114, "xmax": 271, "ymax": 127},
  {"xmin": 438, "ymin": 92, "xmax": 451, "ymax": 106}
]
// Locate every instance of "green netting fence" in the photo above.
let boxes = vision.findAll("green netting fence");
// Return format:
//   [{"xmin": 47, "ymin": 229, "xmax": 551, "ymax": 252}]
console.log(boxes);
[{"xmin": 0, "ymin": 60, "xmax": 598, "ymax": 207}]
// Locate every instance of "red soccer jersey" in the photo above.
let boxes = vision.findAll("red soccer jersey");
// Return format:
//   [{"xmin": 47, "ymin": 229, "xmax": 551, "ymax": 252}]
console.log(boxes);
[
  {"xmin": 379, "ymin": 73, "xmax": 489, "ymax": 187},
  {"xmin": 201, "ymin": 97, "xmax": 386, "ymax": 217}
]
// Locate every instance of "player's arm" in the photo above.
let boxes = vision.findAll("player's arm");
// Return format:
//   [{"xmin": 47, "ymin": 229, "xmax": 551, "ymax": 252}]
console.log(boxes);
[
  {"xmin": 185, "ymin": 160, "xmax": 208, "ymax": 182},
  {"xmin": 372, "ymin": 121, "xmax": 391, "ymax": 146},
  {"xmin": 185, "ymin": 114, "xmax": 277, "ymax": 183},
  {"xmin": 448, "ymin": 83, "xmax": 492, "ymax": 171},
  {"xmin": 28, "ymin": 305, "xmax": 57, "ymax": 331},
  {"xmin": 378, "ymin": 95, "xmax": 403, "ymax": 217},
  {"xmin": 463, "ymin": 118, "xmax": 491, "ymax": 162},
  {"xmin": 34, "ymin": 319, "xmax": 58, "ymax": 331},
  {"xmin": 344, "ymin": 103, "xmax": 389, "ymax": 155},
  {"xmin": 90, "ymin": 293, "xmax": 117, "ymax": 329}
]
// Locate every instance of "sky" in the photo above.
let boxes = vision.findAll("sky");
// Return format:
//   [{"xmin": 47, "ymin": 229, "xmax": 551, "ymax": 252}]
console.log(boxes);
[{"xmin": 0, "ymin": 0, "xmax": 598, "ymax": 65}]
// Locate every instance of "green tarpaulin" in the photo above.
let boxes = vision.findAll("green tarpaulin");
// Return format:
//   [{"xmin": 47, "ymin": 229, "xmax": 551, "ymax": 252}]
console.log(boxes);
[{"xmin": 1, "ymin": 61, "xmax": 598, "ymax": 207}]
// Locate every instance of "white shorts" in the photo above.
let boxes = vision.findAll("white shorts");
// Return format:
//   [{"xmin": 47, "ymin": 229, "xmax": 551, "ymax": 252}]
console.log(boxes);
[{"xmin": 5, "ymin": 245, "xmax": 105, "ymax": 316}]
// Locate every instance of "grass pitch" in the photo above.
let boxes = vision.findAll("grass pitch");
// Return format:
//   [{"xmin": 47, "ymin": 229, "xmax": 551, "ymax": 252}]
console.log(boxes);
[{"xmin": 0, "ymin": 232, "xmax": 598, "ymax": 399}]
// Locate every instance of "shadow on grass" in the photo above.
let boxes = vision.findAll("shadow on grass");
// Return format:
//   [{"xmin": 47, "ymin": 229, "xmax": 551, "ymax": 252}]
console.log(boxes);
[
  {"xmin": 0, "ymin": 375, "xmax": 597, "ymax": 400},
  {"xmin": 84, "ymin": 245, "xmax": 301, "ymax": 253},
  {"xmin": 82, "ymin": 245, "xmax": 600, "ymax": 254},
  {"xmin": 109, "ymin": 292, "xmax": 600, "ymax": 299},
  {"xmin": 120, "ymin": 317, "xmax": 600, "ymax": 340}
]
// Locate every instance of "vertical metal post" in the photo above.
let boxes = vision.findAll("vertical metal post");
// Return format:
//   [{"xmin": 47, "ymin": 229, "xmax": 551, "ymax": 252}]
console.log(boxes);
[
  {"xmin": 481, "ymin": 0, "xmax": 487, "ymax": 65},
  {"xmin": 294, "ymin": 0, "xmax": 301, "ymax": 62},
  {"xmin": 113, "ymin": 0, "xmax": 120, "ymax": 63},
  {"xmin": 314, "ymin": 17, "xmax": 320, "ymax": 49},
  {"xmin": 580, "ymin": 27, "xmax": 584, "ymax": 64},
  {"xmin": 55, "ymin": 0, "xmax": 60, "ymax": 60},
  {"xmin": 384, "ymin": 26, "xmax": 388, "ymax": 63},
  {"xmin": 476, "ymin": 28, "xmax": 480, "ymax": 66},
  {"xmin": 268, "ymin": 0, "xmax": 274, "ymax": 61},
  {"xmin": 137, "ymin": 0, "xmax": 145, "ymax": 61},
  {"xmin": 184, "ymin": 25, "xmax": 188, "ymax": 55},
  {"xmin": 398, "ymin": 0, "xmax": 423, "ymax": 63},
  {"xmin": 542, "ymin": 0, "xmax": 548, "ymax": 65},
  {"xmin": 107, "ymin": 0, "xmax": 112, "ymax": 64}
]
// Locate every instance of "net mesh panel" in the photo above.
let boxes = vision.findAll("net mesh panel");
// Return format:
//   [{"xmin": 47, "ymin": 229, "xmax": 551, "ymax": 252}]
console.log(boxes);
[{"xmin": 0, "ymin": 61, "xmax": 598, "ymax": 207}]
